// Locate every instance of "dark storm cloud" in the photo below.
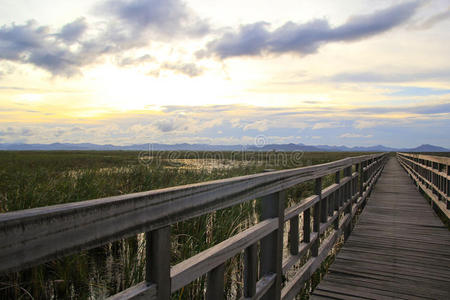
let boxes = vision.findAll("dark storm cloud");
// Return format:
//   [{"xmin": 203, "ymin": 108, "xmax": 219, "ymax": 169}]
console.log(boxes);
[{"xmin": 201, "ymin": 1, "xmax": 420, "ymax": 59}]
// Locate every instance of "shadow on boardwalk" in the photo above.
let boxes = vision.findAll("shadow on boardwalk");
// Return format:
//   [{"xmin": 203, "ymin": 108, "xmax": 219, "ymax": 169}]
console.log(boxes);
[{"xmin": 311, "ymin": 157, "xmax": 450, "ymax": 300}]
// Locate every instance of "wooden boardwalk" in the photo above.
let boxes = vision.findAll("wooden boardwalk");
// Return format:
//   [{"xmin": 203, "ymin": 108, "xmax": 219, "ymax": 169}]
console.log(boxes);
[{"xmin": 311, "ymin": 157, "xmax": 450, "ymax": 300}]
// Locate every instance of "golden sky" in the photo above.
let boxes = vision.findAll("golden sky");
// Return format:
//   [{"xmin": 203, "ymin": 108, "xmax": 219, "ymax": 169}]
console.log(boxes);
[{"xmin": 0, "ymin": 0, "xmax": 449, "ymax": 147}]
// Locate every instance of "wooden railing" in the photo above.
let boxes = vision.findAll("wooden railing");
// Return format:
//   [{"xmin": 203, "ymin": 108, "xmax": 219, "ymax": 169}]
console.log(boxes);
[
  {"xmin": 0, "ymin": 153, "xmax": 387, "ymax": 300},
  {"xmin": 397, "ymin": 152, "xmax": 450, "ymax": 219}
]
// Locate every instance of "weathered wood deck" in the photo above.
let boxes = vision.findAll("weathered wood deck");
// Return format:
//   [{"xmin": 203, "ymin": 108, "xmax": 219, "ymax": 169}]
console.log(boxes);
[{"xmin": 311, "ymin": 157, "xmax": 450, "ymax": 299}]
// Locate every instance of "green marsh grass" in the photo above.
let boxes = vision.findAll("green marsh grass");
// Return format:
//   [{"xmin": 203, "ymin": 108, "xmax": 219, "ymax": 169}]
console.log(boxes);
[{"xmin": 0, "ymin": 151, "xmax": 373, "ymax": 299}]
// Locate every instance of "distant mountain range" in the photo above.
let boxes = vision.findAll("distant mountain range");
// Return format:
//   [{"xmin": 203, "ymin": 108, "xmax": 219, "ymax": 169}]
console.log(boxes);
[{"xmin": 0, "ymin": 142, "xmax": 448, "ymax": 152}]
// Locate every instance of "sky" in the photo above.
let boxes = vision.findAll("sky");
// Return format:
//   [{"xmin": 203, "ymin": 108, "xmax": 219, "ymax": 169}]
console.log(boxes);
[{"xmin": 0, "ymin": 0, "xmax": 449, "ymax": 148}]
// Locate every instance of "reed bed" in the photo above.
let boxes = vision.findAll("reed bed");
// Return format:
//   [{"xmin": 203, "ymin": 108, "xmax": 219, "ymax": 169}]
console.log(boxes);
[{"xmin": 0, "ymin": 150, "xmax": 372, "ymax": 299}]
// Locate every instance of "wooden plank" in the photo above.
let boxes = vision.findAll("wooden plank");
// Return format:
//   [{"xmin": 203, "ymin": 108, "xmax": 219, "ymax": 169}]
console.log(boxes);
[{"xmin": 170, "ymin": 218, "xmax": 277, "ymax": 292}]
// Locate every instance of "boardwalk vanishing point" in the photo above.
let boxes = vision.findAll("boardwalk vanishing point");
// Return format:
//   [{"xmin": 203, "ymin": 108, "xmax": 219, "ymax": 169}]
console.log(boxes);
[{"xmin": 311, "ymin": 156, "xmax": 450, "ymax": 299}]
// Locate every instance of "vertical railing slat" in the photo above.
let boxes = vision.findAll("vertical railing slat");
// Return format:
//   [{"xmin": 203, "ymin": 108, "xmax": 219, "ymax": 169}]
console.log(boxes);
[
  {"xmin": 344, "ymin": 166, "xmax": 352, "ymax": 240},
  {"xmin": 244, "ymin": 243, "xmax": 258, "ymax": 298},
  {"xmin": 303, "ymin": 208, "xmax": 311, "ymax": 243},
  {"xmin": 289, "ymin": 215, "xmax": 299, "ymax": 255},
  {"xmin": 334, "ymin": 171, "xmax": 340, "ymax": 230},
  {"xmin": 146, "ymin": 226, "xmax": 171, "ymax": 300},
  {"xmin": 321, "ymin": 194, "xmax": 328, "ymax": 223},
  {"xmin": 206, "ymin": 263, "xmax": 225, "ymax": 300},
  {"xmin": 359, "ymin": 162, "xmax": 364, "ymax": 201},
  {"xmin": 312, "ymin": 177, "xmax": 321, "ymax": 257}
]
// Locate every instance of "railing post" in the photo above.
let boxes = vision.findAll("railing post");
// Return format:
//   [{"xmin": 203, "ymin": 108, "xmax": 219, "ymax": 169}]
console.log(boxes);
[
  {"xmin": 289, "ymin": 191, "xmax": 301, "ymax": 256},
  {"xmin": 289, "ymin": 215, "xmax": 299, "ymax": 256},
  {"xmin": 303, "ymin": 208, "xmax": 311, "ymax": 243},
  {"xmin": 206, "ymin": 263, "xmax": 225, "ymax": 300},
  {"xmin": 364, "ymin": 160, "xmax": 368, "ymax": 186},
  {"xmin": 320, "ymin": 193, "xmax": 328, "ymax": 223},
  {"xmin": 344, "ymin": 166, "xmax": 352, "ymax": 240},
  {"xmin": 259, "ymin": 191, "xmax": 285, "ymax": 300},
  {"xmin": 344, "ymin": 166, "xmax": 352, "ymax": 210},
  {"xmin": 334, "ymin": 171, "xmax": 340, "ymax": 230},
  {"xmin": 352, "ymin": 164, "xmax": 361, "ymax": 200},
  {"xmin": 146, "ymin": 226, "xmax": 171, "ymax": 300},
  {"xmin": 312, "ymin": 178, "xmax": 321, "ymax": 257},
  {"xmin": 244, "ymin": 243, "xmax": 257, "ymax": 297},
  {"xmin": 359, "ymin": 162, "xmax": 363, "ymax": 200}
]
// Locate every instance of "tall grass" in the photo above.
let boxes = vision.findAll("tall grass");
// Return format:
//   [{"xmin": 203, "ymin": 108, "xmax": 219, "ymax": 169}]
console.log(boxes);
[{"xmin": 0, "ymin": 151, "xmax": 372, "ymax": 299}]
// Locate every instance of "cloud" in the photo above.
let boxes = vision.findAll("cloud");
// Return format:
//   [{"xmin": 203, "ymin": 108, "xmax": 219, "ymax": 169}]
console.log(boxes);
[
  {"xmin": 201, "ymin": 1, "xmax": 420, "ymax": 59},
  {"xmin": 353, "ymin": 120, "xmax": 379, "ymax": 129},
  {"xmin": 1, "ymin": 103, "xmax": 448, "ymax": 147},
  {"xmin": 340, "ymin": 133, "xmax": 373, "ymax": 138},
  {"xmin": 97, "ymin": 0, "xmax": 209, "ymax": 39},
  {"xmin": 412, "ymin": 5, "xmax": 450, "ymax": 29},
  {"xmin": 243, "ymin": 120, "xmax": 270, "ymax": 131},
  {"xmin": 312, "ymin": 122, "xmax": 341, "ymax": 130},
  {"xmin": 198, "ymin": 22, "xmax": 271, "ymax": 58},
  {"xmin": 351, "ymin": 102, "xmax": 450, "ymax": 115},
  {"xmin": 0, "ymin": 127, "xmax": 34, "ymax": 137},
  {"xmin": 57, "ymin": 18, "xmax": 88, "ymax": 43},
  {"xmin": 386, "ymin": 86, "xmax": 450, "ymax": 97},
  {"xmin": 0, "ymin": 20, "xmax": 85, "ymax": 76},
  {"xmin": 160, "ymin": 61, "xmax": 204, "ymax": 77},
  {"xmin": 154, "ymin": 119, "xmax": 184, "ymax": 132},
  {"xmin": 117, "ymin": 54, "xmax": 154, "ymax": 67},
  {"xmin": 0, "ymin": 0, "xmax": 209, "ymax": 76},
  {"xmin": 329, "ymin": 69, "xmax": 450, "ymax": 83}
]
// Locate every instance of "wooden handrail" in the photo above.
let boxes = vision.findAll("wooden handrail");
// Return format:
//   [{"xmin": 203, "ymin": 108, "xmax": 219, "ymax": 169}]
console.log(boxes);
[
  {"xmin": 0, "ymin": 153, "xmax": 387, "ymax": 299},
  {"xmin": 397, "ymin": 152, "xmax": 449, "ymax": 219},
  {"xmin": 398, "ymin": 152, "xmax": 449, "ymax": 165}
]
